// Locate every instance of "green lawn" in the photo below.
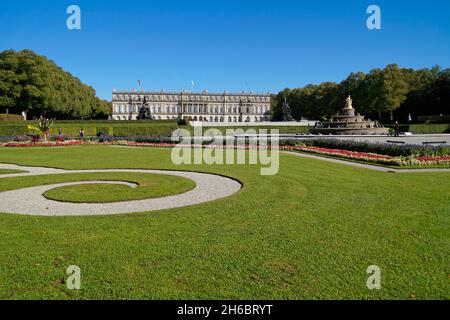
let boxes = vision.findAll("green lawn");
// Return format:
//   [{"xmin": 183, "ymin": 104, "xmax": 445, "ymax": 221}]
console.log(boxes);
[
  {"xmin": 41, "ymin": 172, "xmax": 195, "ymax": 203},
  {"xmin": 0, "ymin": 169, "xmax": 26, "ymax": 175},
  {"xmin": 0, "ymin": 145, "xmax": 448, "ymax": 299}
]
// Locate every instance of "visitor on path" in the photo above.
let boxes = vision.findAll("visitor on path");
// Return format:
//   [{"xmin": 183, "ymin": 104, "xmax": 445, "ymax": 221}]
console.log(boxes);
[
  {"xmin": 79, "ymin": 128, "xmax": 85, "ymax": 140},
  {"xmin": 394, "ymin": 121, "xmax": 400, "ymax": 137},
  {"xmin": 57, "ymin": 128, "xmax": 64, "ymax": 142}
]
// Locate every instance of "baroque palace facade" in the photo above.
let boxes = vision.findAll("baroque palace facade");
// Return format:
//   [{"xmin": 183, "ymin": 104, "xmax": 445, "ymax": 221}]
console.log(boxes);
[{"xmin": 111, "ymin": 90, "xmax": 271, "ymax": 122}]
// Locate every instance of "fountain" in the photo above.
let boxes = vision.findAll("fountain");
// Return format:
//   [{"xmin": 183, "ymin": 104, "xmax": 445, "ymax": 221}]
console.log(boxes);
[{"xmin": 310, "ymin": 96, "xmax": 389, "ymax": 135}]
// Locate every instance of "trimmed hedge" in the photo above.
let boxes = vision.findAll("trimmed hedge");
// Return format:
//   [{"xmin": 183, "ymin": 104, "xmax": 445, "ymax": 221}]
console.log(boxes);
[
  {"xmin": 201, "ymin": 126, "xmax": 311, "ymax": 135},
  {"xmin": 0, "ymin": 114, "xmax": 23, "ymax": 121},
  {"xmin": 112, "ymin": 125, "xmax": 177, "ymax": 137},
  {"xmin": 384, "ymin": 124, "xmax": 450, "ymax": 134},
  {"xmin": 417, "ymin": 115, "xmax": 450, "ymax": 124},
  {"xmin": 0, "ymin": 123, "xmax": 180, "ymax": 137},
  {"xmin": 0, "ymin": 125, "xmax": 28, "ymax": 135}
]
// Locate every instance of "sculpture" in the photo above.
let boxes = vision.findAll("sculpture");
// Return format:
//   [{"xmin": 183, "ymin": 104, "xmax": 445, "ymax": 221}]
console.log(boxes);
[
  {"xmin": 311, "ymin": 96, "xmax": 389, "ymax": 135},
  {"xmin": 345, "ymin": 95, "xmax": 353, "ymax": 109},
  {"xmin": 281, "ymin": 95, "xmax": 294, "ymax": 122},
  {"xmin": 136, "ymin": 96, "xmax": 153, "ymax": 120}
]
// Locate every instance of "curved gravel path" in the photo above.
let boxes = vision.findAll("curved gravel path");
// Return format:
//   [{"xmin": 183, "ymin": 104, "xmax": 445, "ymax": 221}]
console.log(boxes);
[{"xmin": 0, "ymin": 163, "xmax": 242, "ymax": 216}]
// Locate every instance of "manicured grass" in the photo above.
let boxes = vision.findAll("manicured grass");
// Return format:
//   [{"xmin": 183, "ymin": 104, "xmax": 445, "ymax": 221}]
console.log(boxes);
[
  {"xmin": 41, "ymin": 172, "xmax": 196, "ymax": 203},
  {"xmin": 0, "ymin": 169, "xmax": 26, "ymax": 175},
  {"xmin": 0, "ymin": 145, "xmax": 449, "ymax": 300}
]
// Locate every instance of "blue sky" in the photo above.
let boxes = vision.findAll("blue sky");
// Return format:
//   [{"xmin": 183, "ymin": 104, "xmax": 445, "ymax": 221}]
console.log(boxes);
[{"xmin": 1, "ymin": 0, "xmax": 449, "ymax": 100}]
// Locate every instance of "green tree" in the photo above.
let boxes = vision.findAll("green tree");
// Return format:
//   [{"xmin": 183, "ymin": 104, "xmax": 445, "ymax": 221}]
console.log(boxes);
[{"xmin": 0, "ymin": 50, "xmax": 111, "ymax": 119}]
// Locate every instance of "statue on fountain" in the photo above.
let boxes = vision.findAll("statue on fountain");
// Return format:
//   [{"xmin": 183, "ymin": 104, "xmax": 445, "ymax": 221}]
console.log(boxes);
[{"xmin": 344, "ymin": 95, "xmax": 353, "ymax": 109}]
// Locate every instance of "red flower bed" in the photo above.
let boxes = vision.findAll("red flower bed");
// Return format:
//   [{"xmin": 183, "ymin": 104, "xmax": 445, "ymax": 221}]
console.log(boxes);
[
  {"xmin": 3, "ymin": 141, "xmax": 83, "ymax": 147},
  {"xmin": 126, "ymin": 142, "xmax": 177, "ymax": 148},
  {"xmin": 417, "ymin": 156, "xmax": 450, "ymax": 162},
  {"xmin": 292, "ymin": 145, "xmax": 393, "ymax": 160}
]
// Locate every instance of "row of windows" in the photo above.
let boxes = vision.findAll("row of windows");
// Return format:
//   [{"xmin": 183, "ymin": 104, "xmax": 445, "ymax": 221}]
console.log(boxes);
[
  {"xmin": 114, "ymin": 115, "xmax": 268, "ymax": 122},
  {"xmin": 113, "ymin": 104, "xmax": 270, "ymax": 114},
  {"xmin": 113, "ymin": 94, "xmax": 270, "ymax": 103}
]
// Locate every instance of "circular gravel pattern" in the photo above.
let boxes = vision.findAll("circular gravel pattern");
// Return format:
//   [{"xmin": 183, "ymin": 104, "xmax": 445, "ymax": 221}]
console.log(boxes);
[{"xmin": 0, "ymin": 163, "xmax": 242, "ymax": 216}]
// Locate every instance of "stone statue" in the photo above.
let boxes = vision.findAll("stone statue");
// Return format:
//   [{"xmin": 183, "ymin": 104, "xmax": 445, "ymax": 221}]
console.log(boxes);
[{"xmin": 345, "ymin": 95, "xmax": 353, "ymax": 109}]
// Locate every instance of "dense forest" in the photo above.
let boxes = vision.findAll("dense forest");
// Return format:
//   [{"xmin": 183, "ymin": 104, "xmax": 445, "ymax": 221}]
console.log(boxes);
[
  {"xmin": 272, "ymin": 64, "xmax": 450, "ymax": 122},
  {"xmin": 0, "ymin": 50, "xmax": 110, "ymax": 119}
]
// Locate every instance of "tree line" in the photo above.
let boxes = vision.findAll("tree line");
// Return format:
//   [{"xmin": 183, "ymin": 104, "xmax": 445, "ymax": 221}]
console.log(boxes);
[
  {"xmin": 272, "ymin": 64, "xmax": 450, "ymax": 122},
  {"xmin": 0, "ymin": 50, "xmax": 110, "ymax": 120}
]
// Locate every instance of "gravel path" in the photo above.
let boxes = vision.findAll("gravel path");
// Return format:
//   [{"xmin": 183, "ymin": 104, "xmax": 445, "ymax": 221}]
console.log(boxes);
[
  {"xmin": 283, "ymin": 151, "xmax": 450, "ymax": 173},
  {"xmin": 0, "ymin": 163, "xmax": 242, "ymax": 216}
]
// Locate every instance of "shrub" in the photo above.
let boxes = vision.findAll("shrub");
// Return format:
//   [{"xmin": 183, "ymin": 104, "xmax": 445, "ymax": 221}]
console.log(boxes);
[
  {"xmin": 15, "ymin": 135, "xmax": 31, "ymax": 142},
  {"xmin": 96, "ymin": 127, "xmax": 112, "ymax": 136},
  {"xmin": 0, "ymin": 114, "xmax": 23, "ymax": 121},
  {"xmin": 50, "ymin": 134, "xmax": 73, "ymax": 141},
  {"xmin": 112, "ymin": 125, "xmax": 176, "ymax": 137},
  {"xmin": 384, "ymin": 124, "xmax": 450, "ymax": 134},
  {"xmin": 0, "ymin": 125, "xmax": 28, "ymax": 136}
]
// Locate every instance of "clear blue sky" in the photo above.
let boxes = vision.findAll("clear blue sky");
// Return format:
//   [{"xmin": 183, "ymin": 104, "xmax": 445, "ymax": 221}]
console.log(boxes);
[{"xmin": 1, "ymin": 0, "xmax": 449, "ymax": 100}]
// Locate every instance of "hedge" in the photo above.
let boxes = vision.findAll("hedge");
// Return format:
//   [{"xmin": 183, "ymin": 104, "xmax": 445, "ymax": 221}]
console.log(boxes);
[
  {"xmin": 0, "ymin": 114, "xmax": 23, "ymax": 121},
  {"xmin": 96, "ymin": 126, "xmax": 112, "ymax": 136},
  {"xmin": 112, "ymin": 125, "xmax": 177, "ymax": 137},
  {"xmin": 0, "ymin": 123, "xmax": 179, "ymax": 137},
  {"xmin": 201, "ymin": 126, "xmax": 311, "ymax": 135},
  {"xmin": 0, "ymin": 125, "xmax": 28, "ymax": 136},
  {"xmin": 417, "ymin": 115, "xmax": 450, "ymax": 124},
  {"xmin": 385, "ymin": 124, "xmax": 450, "ymax": 134}
]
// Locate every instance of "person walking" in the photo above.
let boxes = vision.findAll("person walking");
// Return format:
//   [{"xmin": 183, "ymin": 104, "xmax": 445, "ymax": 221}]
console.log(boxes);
[{"xmin": 394, "ymin": 121, "xmax": 400, "ymax": 137}]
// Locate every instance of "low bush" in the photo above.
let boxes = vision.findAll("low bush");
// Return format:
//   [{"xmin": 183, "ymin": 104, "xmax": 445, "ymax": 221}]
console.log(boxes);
[
  {"xmin": 15, "ymin": 135, "xmax": 32, "ymax": 142},
  {"xmin": 96, "ymin": 126, "xmax": 112, "ymax": 136},
  {"xmin": 204, "ymin": 126, "xmax": 311, "ymax": 135},
  {"xmin": 417, "ymin": 115, "xmax": 450, "ymax": 124},
  {"xmin": 0, "ymin": 114, "xmax": 23, "ymax": 121},
  {"xmin": 384, "ymin": 123, "xmax": 450, "ymax": 134},
  {"xmin": 0, "ymin": 125, "xmax": 28, "ymax": 136},
  {"xmin": 112, "ymin": 125, "xmax": 177, "ymax": 137}
]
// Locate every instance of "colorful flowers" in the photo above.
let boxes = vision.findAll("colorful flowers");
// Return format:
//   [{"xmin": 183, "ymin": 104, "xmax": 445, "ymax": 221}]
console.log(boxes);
[
  {"xmin": 2, "ymin": 141, "xmax": 83, "ymax": 147},
  {"xmin": 286, "ymin": 145, "xmax": 450, "ymax": 166}
]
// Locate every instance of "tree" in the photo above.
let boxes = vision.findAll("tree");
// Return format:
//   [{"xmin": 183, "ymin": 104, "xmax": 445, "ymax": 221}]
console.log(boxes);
[{"xmin": 0, "ymin": 50, "xmax": 111, "ymax": 119}]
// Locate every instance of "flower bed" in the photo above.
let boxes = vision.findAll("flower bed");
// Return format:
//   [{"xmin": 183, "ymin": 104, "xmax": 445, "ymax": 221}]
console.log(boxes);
[
  {"xmin": 416, "ymin": 156, "xmax": 450, "ymax": 165},
  {"xmin": 2, "ymin": 141, "xmax": 83, "ymax": 147},
  {"xmin": 285, "ymin": 145, "xmax": 450, "ymax": 166},
  {"xmin": 286, "ymin": 145, "xmax": 400, "ymax": 165}
]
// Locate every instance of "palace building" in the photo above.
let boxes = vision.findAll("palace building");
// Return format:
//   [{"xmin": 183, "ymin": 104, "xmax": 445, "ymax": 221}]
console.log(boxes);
[{"xmin": 111, "ymin": 90, "xmax": 271, "ymax": 122}]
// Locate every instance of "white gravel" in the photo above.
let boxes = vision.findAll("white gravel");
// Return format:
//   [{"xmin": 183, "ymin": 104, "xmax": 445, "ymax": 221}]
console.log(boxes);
[{"xmin": 0, "ymin": 163, "xmax": 242, "ymax": 216}]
